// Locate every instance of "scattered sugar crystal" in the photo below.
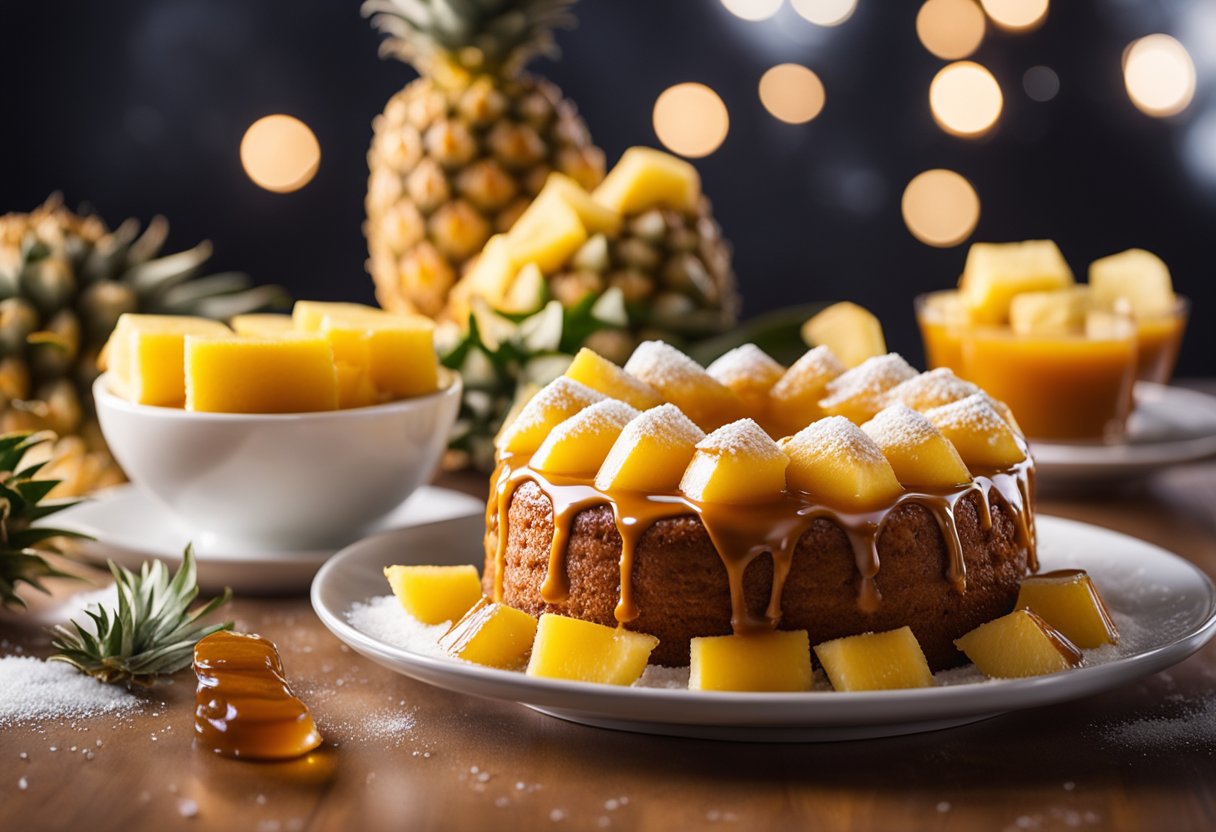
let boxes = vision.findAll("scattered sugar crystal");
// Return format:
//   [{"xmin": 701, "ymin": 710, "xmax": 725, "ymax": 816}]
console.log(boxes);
[
  {"xmin": 886, "ymin": 368, "xmax": 979, "ymax": 411},
  {"xmin": 0, "ymin": 657, "xmax": 141, "ymax": 726},
  {"xmin": 706, "ymin": 344, "xmax": 784, "ymax": 389},
  {"xmin": 178, "ymin": 799, "xmax": 199, "ymax": 818},
  {"xmin": 861, "ymin": 404, "xmax": 943, "ymax": 449},
  {"xmin": 820, "ymin": 354, "xmax": 917, "ymax": 415},
  {"xmin": 937, "ymin": 801, "xmax": 952, "ymax": 813},
  {"xmin": 18, "ymin": 777, "xmax": 28, "ymax": 791},
  {"xmin": 623, "ymin": 341, "xmax": 707, "ymax": 387},
  {"xmin": 495, "ymin": 796, "xmax": 510, "ymax": 808},
  {"xmin": 786, "ymin": 416, "xmax": 890, "ymax": 466},
  {"xmin": 1063, "ymin": 782, "xmax": 1075, "ymax": 791},
  {"xmin": 549, "ymin": 808, "xmax": 567, "ymax": 822},
  {"xmin": 771, "ymin": 346, "xmax": 845, "ymax": 400},
  {"xmin": 635, "ymin": 665, "xmax": 691, "ymax": 689},
  {"xmin": 924, "ymin": 393, "xmax": 1009, "ymax": 437}
]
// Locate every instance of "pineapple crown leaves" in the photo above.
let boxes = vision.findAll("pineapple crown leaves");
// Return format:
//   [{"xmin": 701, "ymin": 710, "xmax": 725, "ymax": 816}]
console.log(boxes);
[
  {"xmin": 363, "ymin": 0, "xmax": 577, "ymax": 78},
  {"xmin": 49, "ymin": 546, "xmax": 234, "ymax": 686}
]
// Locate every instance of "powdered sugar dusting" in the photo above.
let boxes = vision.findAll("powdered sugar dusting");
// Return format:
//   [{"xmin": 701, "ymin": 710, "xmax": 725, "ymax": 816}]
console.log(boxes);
[
  {"xmin": 623, "ymin": 340, "xmax": 711, "ymax": 389},
  {"xmin": 924, "ymin": 393, "xmax": 1009, "ymax": 437},
  {"xmin": 547, "ymin": 399, "xmax": 640, "ymax": 443},
  {"xmin": 618, "ymin": 403, "xmax": 705, "ymax": 450},
  {"xmin": 886, "ymin": 368, "xmax": 980, "ymax": 411},
  {"xmin": 861, "ymin": 404, "xmax": 944, "ymax": 450},
  {"xmin": 770, "ymin": 346, "xmax": 845, "ymax": 400},
  {"xmin": 820, "ymin": 353, "xmax": 917, "ymax": 417},
  {"xmin": 696, "ymin": 419, "xmax": 783, "ymax": 459},
  {"xmin": 497, "ymin": 376, "xmax": 605, "ymax": 449},
  {"xmin": 706, "ymin": 344, "xmax": 785, "ymax": 389},
  {"xmin": 786, "ymin": 415, "xmax": 889, "ymax": 466},
  {"xmin": 0, "ymin": 657, "xmax": 142, "ymax": 726}
]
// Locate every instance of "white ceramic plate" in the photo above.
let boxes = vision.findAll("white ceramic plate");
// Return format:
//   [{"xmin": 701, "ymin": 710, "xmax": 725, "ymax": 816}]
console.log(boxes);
[
  {"xmin": 1031, "ymin": 383, "xmax": 1216, "ymax": 483},
  {"xmin": 311, "ymin": 514, "xmax": 1216, "ymax": 742},
  {"xmin": 50, "ymin": 484, "xmax": 485, "ymax": 594}
]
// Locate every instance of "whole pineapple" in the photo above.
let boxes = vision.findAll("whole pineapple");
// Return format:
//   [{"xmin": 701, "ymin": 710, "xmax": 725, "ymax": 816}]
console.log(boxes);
[
  {"xmin": 0, "ymin": 196, "xmax": 284, "ymax": 496},
  {"xmin": 363, "ymin": 0, "xmax": 606, "ymax": 319}
]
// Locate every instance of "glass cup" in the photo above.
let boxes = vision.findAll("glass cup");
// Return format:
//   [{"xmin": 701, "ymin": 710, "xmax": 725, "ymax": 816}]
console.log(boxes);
[{"xmin": 1130, "ymin": 295, "xmax": 1189, "ymax": 384}]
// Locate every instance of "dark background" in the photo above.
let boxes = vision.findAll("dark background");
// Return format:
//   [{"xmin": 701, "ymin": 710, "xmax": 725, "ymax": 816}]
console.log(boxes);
[{"xmin": 1, "ymin": 0, "xmax": 1212, "ymax": 374}]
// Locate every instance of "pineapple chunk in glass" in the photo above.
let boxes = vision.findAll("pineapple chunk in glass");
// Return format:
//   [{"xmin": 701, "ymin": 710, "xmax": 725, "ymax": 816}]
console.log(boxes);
[
  {"xmin": 860, "ymin": 404, "xmax": 971, "ymax": 488},
  {"xmin": 1089, "ymin": 248, "xmax": 1175, "ymax": 317},
  {"xmin": 565, "ymin": 347, "xmax": 663, "ymax": 410},
  {"xmin": 384, "ymin": 564, "xmax": 482, "ymax": 626},
  {"xmin": 184, "ymin": 334, "xmax": 338, "ymax": 413},
  {"xmin": 525, "ymin": 613, "xmax": 658, "ymax": 685},
  {"xmin": 1009, "ymin": 287, "xmax": 1092, "ymax": 336},
  {"xmin": 530, "ymin": 399, "xmax": 640, "ymax": 477},
  {"xmin": 782, "ymin": 416, "xmax": 903, "ymax": 509},
  {"xmin": 593, "ymin": 147, "xmax": 702, "ymax": 215},
  {"xmin": 679, "ymin": 419, "xmax": 789, "ymax": 504},
  {"xmin": 954, "ymin": 609, "xmax": 1082, "ymax": 679},
  {"xmin": 959, "ymin": 240, "xmax": 1075, "ymax": 324},
  {"xmin": 689, "ymin": 630, "xmax": 812, "ymax": 692},
  {"xmin": 924, "ymin": 394, "xmax": 1026, "ymax": 469},
  {"xmin": 496, "ymin": 377, "xmax": 605, "ymax": 455},
  {"xmin": 801, "ymin": 302, "xmax": 886, "ymax": 369},
  {"xmin": 1016, "ymin": 569, "xmax": 1119, "ymax": 649},
  {"xmin": 813, "ymin": 626, "xmax": 934, "ymax": 692},
  {"xmin": 595, "ymin": 403, "xmax": 705, "ymax": 492},
  {"xmin": 438, "ymin": 598, "xmax": 538, "ymax": 670},
  {"xmin": 101, "ymin": 314, "xmax": 232, "ymax": 406}
]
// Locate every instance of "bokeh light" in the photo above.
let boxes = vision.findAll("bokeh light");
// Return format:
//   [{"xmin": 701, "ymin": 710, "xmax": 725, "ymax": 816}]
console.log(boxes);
[
  {"xmin": 790, "ymin": 0, "xmax": 857, "ymax": 27},
  {"xmin": 1123, "ymin": 34, "xmax": 1196, "ymax": 118},
  {"xmin": 653, "ymin": 83, "xmax": 730, "ymax": 158},
  {"xmin": 759, "ymin": 64, "xmax": 826, "ymax": 124},
  {"xmin": 240, "ymin": 115, "xmax": 321, "ymax": 193},
  {"xmin": 979, "ymin": 0, "xmax": 1048, "ymax": 32},
  {"xmin": 916, "ymin": 0, "xmax": 986, "ymax": 61},
  {"xmin": 901, "ymin": 169, "xmax": 981, "ymax": 247},
  {"xmin": 1023, "ymin": 65, "xmax": 1059, "ymax": 102},
  {"xmin": 720, "ymin": 0, "xmax": 784, "ymax": 22},
  {"xmin": 929, "ymin": 61, "xmax": 1003, "ymax": 137}
]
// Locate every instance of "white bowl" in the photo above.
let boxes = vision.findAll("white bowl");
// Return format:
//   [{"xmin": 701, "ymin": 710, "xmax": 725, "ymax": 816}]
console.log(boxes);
[{"xmin": 93, "ymin": 371, "xmax": 462, "ymax": 553}]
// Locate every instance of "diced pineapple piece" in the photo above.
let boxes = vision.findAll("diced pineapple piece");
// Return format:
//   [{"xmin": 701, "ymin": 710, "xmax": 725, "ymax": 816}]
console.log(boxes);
[
  {"xmin": 451, "ymin": 235, "xmax": 515, "ymax": 317},
  {"xmin": 384, "ymin": 564, "xmax": 483, "ymax": 626},
  {"xmin": 819, "ymin": 353, "xmax": 918, "ymax": 425},
  {"xmin": 959, "ymin": 240, "xmax": 1075, "ymax": 324},
  {"xmin": 706, "ymin": 344, "xmax": 785, "ymax": 415},
  {"xmin": 813, "ymin": 626, "xmax": 934, "ymax": 692},
  {"xmin": 320, "ymin": 313, "xmax": 438, "ymax": 398},
  {"xmin": 885, "ymin": 368, "xmax": 980, "ymax": 412},
  {"xmin": 1089, "ymin": 248, "xmax": 1175, "ymax": 317},
  {"xmin": 782, "ymin": 416, "xmax": 903, "ymax": 509},
  {"xmin": 861, "ymin": 404, "xmax": 971, "ymax": 488},
  {"xmin": 1084, "ymin": 309, "xmax": 1136, "ymax": 341},
  {"xmin": 623, "ymin": 340, "xmax": 745, "ymax": 431},
  {"xmin": 292, "ymin": 300, "xmax": 386, "ymax": 332},
  {"xmin": 185, "ymin": 335, "xmax": 338, "ymax": 413},
  {"xmin": 500, "ymin": 262, "xmax": 547, "ymax": 314},
  {"xmin": 767, "ymin": 346, "xmax": 845, "ymax": 436},
  {"xmin": 924, "ymin": 394, "xmax": 1026, "ymax": 469},
  {"xmin": 525, "ymin": 613, "xmax": 658, "ymax": 685},
  {"xmin": 1016, "ymin": 570, "xmax": 1119, "ymax": 649},
  {"xmin": 801, "ymin": 302, "xmax": 887, "ymax": 369},
  {"xmin": 335, "ymin": 362, "xmax": 379, "ymax": 409},
  {"xmin": 496, "ymin": 376, "xmax": 605, "ymax": 454},
  {"xmin": 593, "ymin": 147, "xmax": 702, "ymax": 215},
  {"xmin": 689, "ymin": 630, "xmax": 812, "ymax": 692},
  {"xmin": 505, "ymin": 192, "xmax": 588, "ymax": 273},
  {"xmin": 1009, "ymin": 287, "xmax": 1092, "ymax": 336},
  {"xmin": 438, "ymin": 598, "xmax": 539, "ymax": 670},
  {"xmin": 531, "ymin": 399, "xmax": 641, "ymax": 476},
  {"xmin": 954, "ymin": 609, "xmax": 1082, "ymax": 678},
  {"xmin": 102, "ymin": 314, "xmax": 233, "ymax": 407},
  {"xmin": 565, "ymin": 348, "xmax": 663, "ymax": 410},
  {"xmin": 536, "ymin": 172, "xmax": 622, "ymax": 236},
  {"xmin": 595, "ymin": 403, "xmax": 705, "ymax": 492},
  {"xmin": 679, "ymin": 419, "xmax": 789, "ymax": 504},
  {"xmin": 229, "ymin": 314, "xmax": 295, "ymax": 338}
]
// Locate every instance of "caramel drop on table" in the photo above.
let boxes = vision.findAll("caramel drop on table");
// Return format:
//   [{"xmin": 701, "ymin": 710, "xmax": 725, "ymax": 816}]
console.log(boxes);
[{"xmin": 193, "ymin": 631, "xmax": 323, "ymax": 760}]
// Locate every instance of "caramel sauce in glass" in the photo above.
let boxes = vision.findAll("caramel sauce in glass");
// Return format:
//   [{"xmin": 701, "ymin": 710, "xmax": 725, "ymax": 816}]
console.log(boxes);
[{"xmin": 193, "ymin": 631, "xmax": 322, "ymax": 760}]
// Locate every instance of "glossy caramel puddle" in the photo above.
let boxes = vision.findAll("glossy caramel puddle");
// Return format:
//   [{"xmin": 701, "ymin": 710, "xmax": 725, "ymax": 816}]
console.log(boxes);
[{"xmin": 193, "ymin": 631, "xmax": 322, "ymax": 760}]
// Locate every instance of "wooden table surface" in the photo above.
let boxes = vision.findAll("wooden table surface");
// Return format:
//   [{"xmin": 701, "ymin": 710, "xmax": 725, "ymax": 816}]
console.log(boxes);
[{"xmin": 3, "ymin": 416, "xmax": 1216, "ymax": 831}]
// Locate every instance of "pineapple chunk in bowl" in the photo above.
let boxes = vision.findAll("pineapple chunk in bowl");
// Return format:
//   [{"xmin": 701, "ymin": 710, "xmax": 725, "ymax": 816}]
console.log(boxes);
[{"xmin": 92, "ymin": 369, "xmax": 461, "ymax": 553}]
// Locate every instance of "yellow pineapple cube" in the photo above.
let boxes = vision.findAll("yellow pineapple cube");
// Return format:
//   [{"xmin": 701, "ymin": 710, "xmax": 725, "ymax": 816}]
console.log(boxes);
[
  {"xmin": 595, "ymin": 403, "xmax": 705, "ymax": 492},
  {"xmin": 679, "ymin": 419, "xmax": 789, "ymax": 504},
  {"xmin": 383, "ymin": 564, "xmax": 482, "ymax": 625},
  {"xmin": 689, "ymin": 630, "xmax": 812, "ymax": 692},
  {"xmin": 496, "ymin": 377, "xmax": 605, "ymax": 455},
  {"xmin": 565, "ymin": 348, "xmax": 663, "ymax": 410},
  {"xmin": 819, "ymin": 353, "xmax": 918, "ymax": 425},
  {"xmin": 320, "ymin": 313, "xmax": 438, "ymax": 398},
  {"xmin": 1089, "ymin": 248, "xmax": 1175, "ymax": 316},
  {"xmin": 706, "ymin": 344, "xmax": 785, "ymax": 415},
  {"xmin": 185, "ymin": 335, "xmax": 338, "ymax": 413},
  {"xmin": 229, "ymin": 313, "xmax": 295, "ymax": 338},
  {"xmin": 292, "ymin": 300, "xmax": 386, "ymax": 332},
  {"xmin": 623, "ymin": 340, "xmax": 745, "ymax": 431},
  {"xmin": 885, "ymin": 368, "xmax": 980, "ymax": 412},
  {"xmin": 438, "ymin": 598, "xmax": 539, "ymax": 670},
  {"xmin": 782, "ymin": 416, "xmax": 903, "ymax": 509},
  {"xmin": 505, "ymin": 192, "xmax": 588, "ymax": 273},
  {"xmin": 801, "ymin": 302, "xmax": 887, "ymax": 369},
  {"xmin": 536, "ymin": 172, "xmax": 622, "ymax": 236},
  {"xmin": 335, "ymin": 362, "xmax": 379, "ymax": 409},
  {"xmin": 451, "ymin": 235, "xmax": 515, "ymax": 318},
  {"xmin": 593, "ymin": 146, "xmax": 702, "ymax": 215},
  {"xmin": 954, "ymin": 609, "xmax": 1082, "ymax": 678},
  {"xmin": 525, "ymin": 613, "xmax": 658, "ymax": 685},
  {"xmin": 1009, "ymin": 287, "xmax": 1092, "ymax": 336},
  {"xmin": 767, "ymin": 346, "xmax": 845, "ymax": 436},
  {"xmin": 102, "ymin": 314, "xmax": 232, "ymax": 407},
  {"xmin": 924, "ymin": 394, "xmax": 1026, "ymax": 469},
  {"xmin": 959, "ymin": 240, "xmax": 1075, "ymax": 324},
  {"xmin": 1016, "ymin": 570, "xmax": 1119, "ymax": 649},
  {"xmin": 500, "ymin": 262, "xmax": 546, "ymax": 314},
  {"xmin": 813, "ymin": 626, "xmax": 934, "ymax": 692},
  {"xmin": 530, "ymin": 399, "xmax": 641, "ymax": 477},
  {"xmin": 861, "ymin": 404, "xmax": 971, "ymax": 488}
]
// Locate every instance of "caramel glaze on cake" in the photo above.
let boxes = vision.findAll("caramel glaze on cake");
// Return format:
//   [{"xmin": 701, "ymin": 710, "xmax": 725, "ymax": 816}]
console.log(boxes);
[{"xmin": 483, "ymin": 449, "xmax": 1035, "ymax": 670}]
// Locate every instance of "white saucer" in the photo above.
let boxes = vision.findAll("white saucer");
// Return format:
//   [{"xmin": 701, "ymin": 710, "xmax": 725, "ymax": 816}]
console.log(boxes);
[
  {"xmin": 312, "ymin": 514, "xmax": 1216, "ymax": 742},
  {"xmin": 50, "ymin": 484, "xmax": 485, "ymax": 594},
  {"xmin": 1031, "ymin": 383, "xmax": 1216, "ymax": 483}
]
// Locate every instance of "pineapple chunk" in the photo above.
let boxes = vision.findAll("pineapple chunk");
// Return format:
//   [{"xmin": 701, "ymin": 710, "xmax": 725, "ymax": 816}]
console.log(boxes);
[
  {"xmin": 706, "ymin": 344, "xmax": 786, "ymax": 415},
  {"xmin": 679, "ymin": 419, "xmax": 789, "ymax": 504},
  {"xmin": 813, "ymin": 626, "xmax": 934, "ymax": 692},
  {"xmin": 1089, "ymin": 248, "xmax": 1175, "ymax": 317},
  {"xmin": 861, "ymin": 404, "xmax": 971, "ymax": 488},
  {"xmin": 438, "ymin": 598, "xmax": 539, "ymax": 670},
  {"xmin": 595, "ymin": 403, "xmax": 705, "ymax": 492},
  {"xmin": 102, "ymin": 314, "xmax": 232, "ymax": 407},
  {"xmin": 1009, "ymin": 287, "xmax": 1092, "ymax": 336},
  {"xmin": 505, "ymin": 192, "xmax": 588, "ymax": 273},
  {"xmin": 525, "ymin": 613, "xmax": 658, "ymax": 685},
  {"xmin": 819, "ymin": 353, "xmax": 918, "ymax": 425},
  {"xmin": 531, "ymin": 399, "xmax": 641, "ymax": 477},
  {"xmin": 593, "ymin": 146, "xmax": 702, "ymax": 215},
  {"xmin": 383, "ymin": 564, "xmax": 482, "ymax": 626},
  {"xmin": 292, "ymin": 300, "xmax": 386, "ymax": 332},
  {"xmin": 452, "ymin": 235, "xmax": 515, "ymax": 317},
  {"xmin": 767, "ymin": 346, "xmax": 845, "ymax": 436},
  {"xmin": 689, "ymin": 630, "xmax": 812, "ymax": 692},
  {"xmin": 496, "ymin": 376, "xmax": 605, "ymax": 455},
  {"xmin": 623, "ymin": 340, "xmax": 745, "ymax": 431},
  {"xmin": 959, "ymin": 240, "xmax": 1075, "ymax": 324},
  {"xmin": 185, "ymin": 335, "xmax": 338, "ymax": 413},
  {"xmin": 320, "ymin": 313, "xmax": 438, "ymax": 398},
  {"xmin": 230, "ymin": 313, "xmax": 295, "ymax": 338},
  {"xmin": 536, "ymin": 172, "xmax": 622, "ymax": 236},
  {"xmin": 565, "ymin": 348, "xmax": 663, "ymax": 410},
  {"xmin": 500, "ymin": 262, "xmax": 547, "ymax": 315},
  {"xmin": 924, "ymin": 394, "xmax": 1026, "ymax": 469},
  {"xmin": 335, "ymin": 362, "xmax": 379, "ymax": 409},
  {"xmin": 1016, "ymin": 569, "xmax": 1119, "ymax": 649},
  {"xmin": 782, "ymin": 416, "xmax": 903, "ymax": 509},
  {"xmin": 801, "ymin": 302, "xmax": 887, "ymax": 369},
  {"xmin": 954, "ymin": 609, "xmax": 1082, "ymax": 679},
  {"xmin": 885, "ymin": 368, "xmax": 980, "ymax": 412}
]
